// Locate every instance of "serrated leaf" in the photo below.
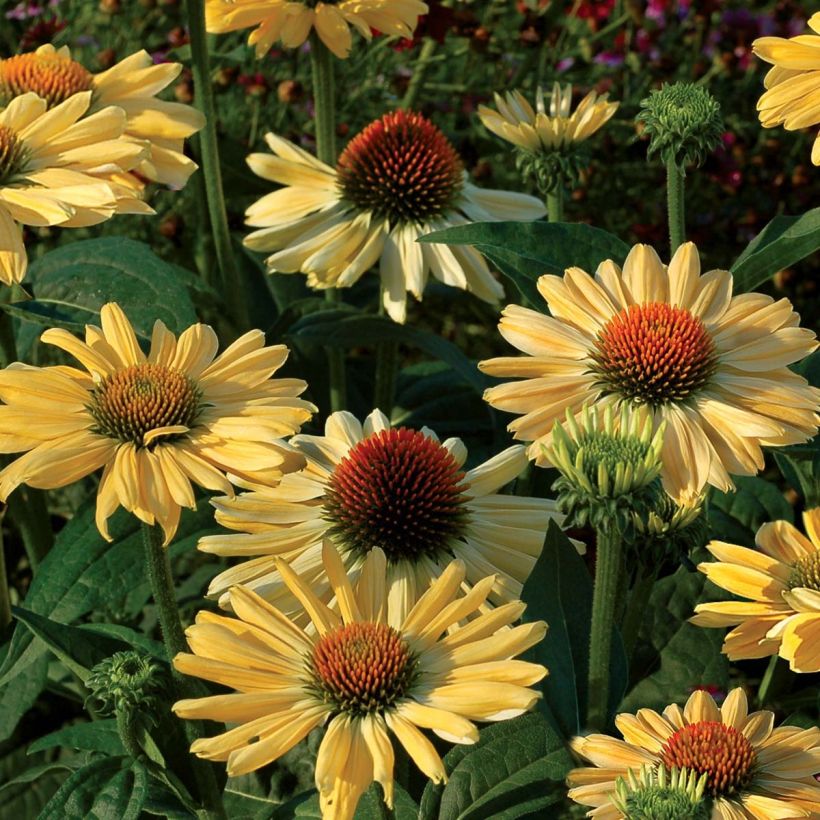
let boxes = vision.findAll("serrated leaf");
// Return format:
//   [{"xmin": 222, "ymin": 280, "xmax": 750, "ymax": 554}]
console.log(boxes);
[
  {"xmin": 0, "ymin": 498, "xmax": 219, "ymax": 688},
  {"xmin": 7, "ymin": 238, "xmax": 203, "ymax": 338},
  {"xmin": 418, "ymin": 221, "xmax": 630, "ymax": 307},
  {"xmin": 288, "ymin": 310, "xmax": 492, "ymax": 394},
  {"xmin": 519, "ymin": 522, "xmax": 627, "ymax": 736},
  {"xmin": 731, "ymin": 207, "xmax": 820, "ymax": 293},
  {"xmin": 707, "ymin": 476, "xmax": 793, "ymax": 548},
  {"xmin": 28, "ymin": 720, "xmax": 124, "ymax": 756},
  {"xmin": 38, "ymin": 756, "xmax": 147, "ymax": 820},
  {"xmin": 420, "ymin": 713, "xmax": 572, "ymax": 820}
]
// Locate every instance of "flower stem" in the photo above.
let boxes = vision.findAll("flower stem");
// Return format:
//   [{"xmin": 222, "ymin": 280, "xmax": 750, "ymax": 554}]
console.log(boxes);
[
  {"xmin": 619, "ymin": 568, "xmax": 657, "ymax": 660},
  {"xmin": 116, "ymin": 709, "xmax": 144, "ymax": 761},
  {"xmin": 547, "ymin": 188, "xmax": 564, "ymax": 222},
  {"xmin": 185, "ymin": 0, "xmax": 249, "ymax": 331},
  {"xmin": 141, "ymin": 523, "xmax": 226, "ymax": 819},
  {"xmin": 757, "ymin": 654, "xmax": 792, "ymax": 707},
  {"xmin": 310, "ymin": 34, "xmax": 347, "ymax": 412},
  {"xmin": 374, "ymin": 340, "xmax": 399, "ymax": 419},
  {"xmin": 0, "ymin": 507, "xmax": 11, "ymax": 630},
  {"xmin": 401, "ymin": 37, "xmax": 438, "ymax": 110},
  {"xmin": 587, "ymin": 523, "xmax": 624, "ymax": 730},
  {"xmin": 666, "ymin": 158, "xmax": 686, "ymax": 254}
]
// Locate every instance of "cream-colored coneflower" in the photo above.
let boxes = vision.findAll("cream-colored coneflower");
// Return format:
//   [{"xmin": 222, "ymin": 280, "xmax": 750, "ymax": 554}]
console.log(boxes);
[
  {"xmin": 243, "ymin": 110, "xmax": 546, "ymax": 323},
  {"xmin": 206, "ymin": 0, "xmax": 428, "ymax": 59},
  {"xmin": 0, "ymin": 92, "xmax": 149, "ymax": 285},
  {"xmin": 479, "ymin": 242, "xmax": 819, "ymax": 503},
  {"xmin": 478, "ymin": 83, "xmax": 618, "ymax": 153},
  {"xmin": 0, "ymin": 303, "xmax": 315, "ymax": 543},
  {"xmin": 173, "ymin": 542, "xmax": 547, "ymax": 820},
  {"xmin": 568, "ymin": 687, "xmax": 820, "ymax": 819},
  {"xmin": 692, "ymin": 508, "xmax": 820, "ymax": 673},
  {"xmin": 754, "ymin": 12, "xmax": 820, "ymax": 165},
  {"xmin": 201, "ymin": 408, "xmax": 577, "ymax": 621},
  {"xmin": 0, "ymin": 45, "xmax": 206, "ymax": 189}
]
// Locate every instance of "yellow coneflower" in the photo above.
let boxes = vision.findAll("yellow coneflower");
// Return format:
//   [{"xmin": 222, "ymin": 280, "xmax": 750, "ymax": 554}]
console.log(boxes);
[
  {"xmin": 479, "ymin": 242, "xmax": 819, "ymax": 503},
  {"xmin": 568, "ymin": 687, "xmax": 820, "ymax": 818},
  {"xmin": 754, "ymin": 12, "xmax": 820, "ymax": 165},
  {"xmin": 478, "ymin": 83, "xmax": 618, "ymax": 153},
  {"xmin": 0, "ymin": 44, "xmax": 206, "ymax": 189},
  {"xmin": 0, "ymin": 303, "xmax": 315, "ymax": 543},
  {"xmin": 205, "ymin": 0, "xmax": 428, "ymax": 59},
  {"xmin": 243, "ymin": 111, "xmax": 546, "ymax": 323},
  {"xmin": 692, "ymin": 508, "xmax": 820, "ymax": 673},
  {"xmin": 173, "ymin": 542, "xmax": 547, "ymax": 820},
  {"xmin": 200, "ymin": 408, "xmax": 578, "ymax": 621},
  {"xmin": 0, "ymin": 92, "xmax": 148, "ymax": 285}
]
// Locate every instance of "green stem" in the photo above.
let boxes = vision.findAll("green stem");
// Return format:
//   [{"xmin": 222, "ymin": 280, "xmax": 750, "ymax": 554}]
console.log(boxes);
[
  {"xmin": 141, "ymin": 524, "xmax": 226, "ymax": 819},
  {"xmin": 757, "ymin": 654, "xmax": 792, "ymax": 707},
  {"xmin": 185, "ymin": 0, "xmax": 248, "ymax": 331},
  {"xmin": 666, "ymin": 158, "xmax": 686, "ymax": 254},
  {"xmin": 116, "ymin": 709, "xmax": 144, "ymax": 761},
  {"xmin": 373, "ymin": 340, "xmax": 399, "ymax": 420},
  {"xmin": 401, "ymin": 37, "xmax": 438, "ymax": 110},
  {"xmin": 0, "ymin": 304, "xmax": 53, "ymax": 568},
  {"xmin": 0, "ymin": 508, "xmax": 10, "ymax": 630},
  {"xmin": 619, "ymin": 569, "xmax": 658, "ymax": 660},
  {"xmin": 547, "ymin": 188, "xmax": 564, "ymax": 223},
  {"xmin": 310, "ymin": 35, "xmax": 347, "ymax": 412},
  {"xmin": 587, "ymin": 524, "xmax": 624, "ymax": 731}
]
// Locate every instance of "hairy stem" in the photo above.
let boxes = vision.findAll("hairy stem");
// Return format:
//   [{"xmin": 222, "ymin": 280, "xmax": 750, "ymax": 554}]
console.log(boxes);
[
  {"xmin": 547, "ymin": 188, "xmax": 564, "ymax": 223},
  {"xmin": 666, "ymin": 158, "xmax": 686, "ymax": 254}
]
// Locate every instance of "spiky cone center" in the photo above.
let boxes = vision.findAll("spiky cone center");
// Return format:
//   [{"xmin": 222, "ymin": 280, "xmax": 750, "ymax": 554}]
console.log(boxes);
[
  {"xmin": 790, "ymin": 550, "xmax": 820, "ymax": 591},
  {"xmin": 0, "ymin": 124, "xmax": 28, "ymax": 184},
  {"xmin": 88, "ymin": 363, "xmax": 202, "ymax": 448},
  {"xmin": 590, "ymin": 302, "xmax": 718, "ymax": 405},
  {"xmin": 660, "ymin": 721, "xmax": 756, "ymax": 798},
  {"xmin": 0, "ymin": 52, "xmax": 93, "ymax": 108},
  {"xmin": 310, "ymin": 622, "xmax": 415, "ymax": 716},
  {"xmin": 336, "ymin": 110, "xmax": 464, "ymax": 225},
  {"xmin": 323, "ymin": 427, "xmax": 469, "ymax": 563}
]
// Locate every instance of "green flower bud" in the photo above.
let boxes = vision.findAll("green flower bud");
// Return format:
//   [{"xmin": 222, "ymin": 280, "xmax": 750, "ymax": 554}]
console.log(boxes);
[
  {"xmin": 543, "ymin": 403, "xmax": 664, "ymax": 530},
  {"xmin": 637, "ymin": 82, "xmax": 723, "ymax": 169},
  {"xmin": 86, "ymin": 650, "xmax": 167, "ymax": 721},
  {"xmin": 632, "ymin": 490, "xmax": 708, "ymax": 569},
  {"xmin": 613, "ymin": 764, "xmax": 710, "ymax": 819}
]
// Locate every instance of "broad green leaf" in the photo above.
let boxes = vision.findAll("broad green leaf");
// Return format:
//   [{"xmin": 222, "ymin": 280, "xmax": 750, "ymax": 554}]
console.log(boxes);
[
  {"xmin": 519, "ymin": 521, "xmax": 627, "ymax": 736},
  {"xmin": 12, "ymin": 607, "xmax": 146, "ymax": 682},
  {"xmin": 775, "ymin": 450, "xmax": 820, "ymax": 508},
  {"xmin": 420, "ymin": 713, "xmax": 572, "ymax": 820},
  {"xmin": 28, "ymin": 720, "xmax": 124, "ymax": 756},
  {"xmin": 731, "ymin": 207, "xmax": 820, "ymax": 293},
  {"xmin": 38, "ymin": 756, "xmax": 147, "ymax": 820},
  {"xmin": 0, "ymin": 649, "xmax": 48, "ymax": 743},
  {"xmin": 707, "ymin": 476, "xmax": 793, "ymax": 548},
  {"xmin": 273, "ymin": 783, "xmax": 418, "ymax": 819},
  {"xmin": 0, "ymin": 498, "xmax": 219, "ymax": 688},
  {"xmin": 623, "ymin": 566, "xmax": 730, "ymax": 713},
  {"xmin": 6, "ymin": 237, "xmax": 203, "ymax": 338},
  {"xmin": 419, "ymin": 221, "xmax": 631, "ymax": 308},
  {"xmin": 288, "ymin": 310, "xmax": 492, "ymax": 394},
  {"xmin": 0, "ymin": 756, "xmax": 72, "ymax": 819}
]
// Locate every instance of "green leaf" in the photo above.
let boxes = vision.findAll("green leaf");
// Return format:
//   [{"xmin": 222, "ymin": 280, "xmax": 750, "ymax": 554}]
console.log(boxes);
[
  {"xmin": 38, "ymin": 756, "xmax": 147, "ymax": 820},
  {"xmin": 288, "ymin": 310, "xmax": 492, "ymax": 394},
  {"xmin": 12, "ymin": 607, "xmax": 154, "ymax": 682},
  {"xmin": 420, "ymin": 713, "xmax": 572, "ymax": 820},
  {"xmin": 731, "ymin": 207, "xmax": 820, "ymax": 293},
  {"xmin": 775, "ymin": 449, "xmax": 820, "ymax": 508},
  {"xmin": 0, "ymin": 648, "xmax": 48, "ymax": 742},
  {"xmin": 623, "ymin": 566, "xmax": 730, "ymax": 713},
  {"xmin": 272, "ymin": 783, "xmax": 418, "ymax": 819},
  {"xmin": 419, "ymin": 221, "xmax": 630, "ymax": 307},
  {"xmin": 0, "ymin": 498, "xmax": 219, "ymax": 688},
  {"xmin": 28, "ymin": 720, "xmax": 124, "ymax": 756},
  {"xmin": 6, "ymin": 237, "xmax": 202, "ymax": 337},
  {"xmin": 707, "ymin": 476, "xmax": 793, "ymax": 548},
  {"xmin": 519, "ymin": 521, "xmax": 627, "ymax": 737},
  {"xmin": 0, "ymin": 758, "xmax": 72, "ymax": 818}
]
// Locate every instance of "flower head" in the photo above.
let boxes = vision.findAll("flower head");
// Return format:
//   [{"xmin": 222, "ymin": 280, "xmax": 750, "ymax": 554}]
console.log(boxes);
[
  {"xmin": 633, "ymin": 491, "xmax": 707, "ymax": 569},
  {"xmin": 479, "ymin": 242, "xmax": 820, "ymax": 502},
  {"xmin": 0, "ymin": 45, "xmax": 206, "ymax": 189},
  {"xmin": 200, "ymin": 408, "xmax": 578, "ymax": 621},
  {"xmin": 692, "ymin": 508, "xmax": 820, "ymax": 673},
  {"xmin": 544, "ymin": 403, "xmax": 664, "ymax": 530},
  {"xmin": 637, "ymin": 82, "xmax": 723, "ymax": 168},
  {"xmin": 568, "ymin": 687, "xmax": 820, "ymax": 818},
  {"xmin": 173, "ymin": 543, "xmax": 547, "ymax": 820},
  {"xmin": 0, "ymin": 303, "xmax": 314, "ymax": 543},
  {"xmin": 612, "ymin": 765, "xmax": 709, "ymax": 820},
  {"xmin": 87, "ymin": 650, "xmax": 167, "ymax": 720},
  {"xmin": 0, "ymin": 92, "xmax": 148, "ymax": 284},
  {"xmin": 206, "ymin": 0, "xmax": 428, "ymax": 60},
  {"xmin": 754, "ymin": 12, "xmax": 820, "ymax": 165},
  {"xmin": 243, "ymin": 113, "xmax": 546, "ymax": 323}
]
